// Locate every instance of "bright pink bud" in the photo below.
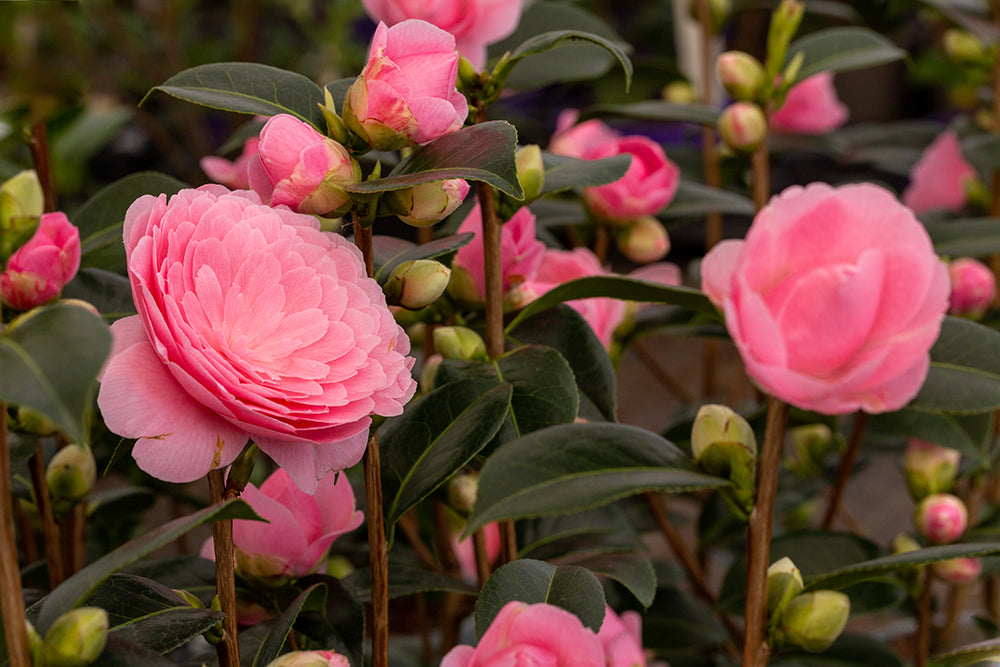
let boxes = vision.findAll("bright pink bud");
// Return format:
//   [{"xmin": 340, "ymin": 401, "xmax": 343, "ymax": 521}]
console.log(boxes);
[
  {"xmin": 932, "ymin": 557, "xmax": 981, "ymax": 584},
  {"xmin": 915, "ymin": 493, "xmax": 968, "ymax": 544},
  {"xmin": 948, "ymin": 257, "xmax": 995, "ymax": 318},
  {"xmin": 1, "ymin": 211, "xmax": 80, "ymax": 311}
]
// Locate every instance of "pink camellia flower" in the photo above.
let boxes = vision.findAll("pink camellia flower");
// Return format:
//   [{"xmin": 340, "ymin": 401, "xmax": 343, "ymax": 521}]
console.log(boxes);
[
  {"xmin": 248, "ymin": 114, "xmax": 360, "ymax": 217},
  {"xmin": 361, "ymin": 0, "xmax": 523, "ymax": 70},
  {"xmin": 0, "ymin": 211, "xmax": 81, "ymax": 311},
  {"xmin": 97, "ymin": 187, "xmax": 416, "ymax": 492},
  {"xmin": 948, "ymin": 257, "xmax": 995, "ymax": 317},
  {"xmin": 771, "ymin": 72, "xmax": 849, "ymax": 135},
  {"xmin": 265, "ymin": 649, "xmax": 350, "ymax": 667},
  {"xmin": 440, "ymin": 601, "xmax": 605, "ymax": 667},
  {"xmin": 701, "ymin": 183, "xmax": 949, "ymax": 415},
  {"xmin": 452, "ymin": 521, "xmax": 502, "ymax": 583},
  {"xmin": 933, "ymin": 557, "xmax": 982, "ymax": 584},
  {"xmin": 201, "ymin": 136, "xmax": 260, "ymax": 190},
  {"xmin": 549, "ymin": 110, "xmax": 621, "ymax": 159},
  {"xmin": 915, "ymin": 493, "xmax": 968, "ymax": 544},
  {"xmin": 344, "ymin": 20, "xmax": 469, "ymax": 151},
  {"xmin": 201, "ymin": 468, "xmax": 362, "ymax": 582},
  {"xmin": 902, "ymin": 131, "xmax": 978, "ymax": 215},
  {"xmin": 597, "ymin": 606, "xmax": 647, "ymax": 667}
]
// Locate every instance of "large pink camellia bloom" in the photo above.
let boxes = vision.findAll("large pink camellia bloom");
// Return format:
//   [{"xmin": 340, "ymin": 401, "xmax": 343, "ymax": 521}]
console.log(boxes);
[
  {"xmin": 344, "ymin": 20, "xmax": 469, "ymax": 151},
  {"xmin": 902, "ymin": 131, "xmax": 978, "ymax": 215},
  {"xmin": 0, "ymin": 211, "xmax": 81, "ymax": 311},
  {"xmin": 97, "ymin": 187, "xmax": 416, "ymax": 492},
  {"xmin": 361, "ymin": 0, "xmax": 523, "ymax": 70},
  {"xmin": 771, "ymin": 72, "xmax": 849, "ymax": 135},
  {"xmin": 701, "ymin": 183, "xmax": 949, "ymax": 415},
  {"xmin": 440, "ymin": 601, "xmax": 605, "ymax": 667}
]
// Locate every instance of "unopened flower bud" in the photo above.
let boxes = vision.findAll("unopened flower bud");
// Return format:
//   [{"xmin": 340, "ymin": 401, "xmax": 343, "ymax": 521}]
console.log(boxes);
[
  {"xmin": 767, "ymin": 557, "xmax": 804, "ymax": 622},
  {"xmin": 915, "ymin": 493, "xmax": 968, "ymax": 544},
  {"xmin": 787, "ymin": 423, "xmax": 835, "ymax": 478},
  {"xmin": 17, "ymin": 406, "xmax": 59, "ymax": 436},
  {"xmin": 26, "ymin": 619, "xmax": 43, "ymax": 665},
  {"xmin": 616, "ymin": 216, "xmax": 670, "ymax": 263},
  {"xmin": 420, "ymin": 353, "xmax": 443, "ymax": 393},
  {"xmin": 943, "ymin": 29, "xmax": 988, "ymax": 63},
  {"xmin": 718, "ymin": 103, "xmax": 767, "ymax": 152},
  {"xmin": 266, "ymin": 650, "xmax": 351, "ymax": 667},
  {"xmin": 515, "ymin": 145, "xmax": 545, "ymax": 202},
  {"xmin": 691, "ymin": 404, "xmax": 757, "ymax": 515},
  {"xmin": 0, "ymin": 170, "xmax": 43, "ymax": 260},
  {"xmin": 662, "ymin": 80, "xmax": 696, "ymax": 104},
  {"xmin": 434, "ymin": 326, "xmax": 488, "ymax": 362},
  {"xmin": 448, "ymin": 472, "xmax": 480, "ymax": 515},
  {"xmin": 384, "ymin": 179, "xmax": 470, "ymax": 227},
  {"xmin": 948, "ymin": 258, "xmax": 995, "ymax": 319},
  {"xmin": 42, "ymin": 607, "xmax": 108, "ymax": 667},
  {"xmin": 447, "ymin": 265, "xmax": 482, "ymax": 305},
  {"xmin": 327, "ymin": 554, "xmax": 355, "ymax": 579},
  {"xmin": 767, "ymin": 0, "xmax": 805, "ymax": 73},
  {"xmin": 933, "ymin": 557, "xmax": 982, "ymax": 584},
  {"xmin": 46, "ymin": 444, "xmax": 97, "ymax": 508},
  {"xmin": 892, "ymin": 532, "xmax": 921, "ymax": 555},
  {"xmin": 904, "ymin": 439, "xmax": 961, "ymax": 500},
  {"xmin": 780, "ymin": 591, "xmax": 850, "ymax": 653},
  {"xmin": 384, "ymin": 260, "xmax": 451, "ymax": 310},
  {"xmin": 172, "ymin": 588, "xmax": 204, "ymax": 608},
  {"xmin": 717, "ymin": 51, "xmax": 766, "ymax": 102}
]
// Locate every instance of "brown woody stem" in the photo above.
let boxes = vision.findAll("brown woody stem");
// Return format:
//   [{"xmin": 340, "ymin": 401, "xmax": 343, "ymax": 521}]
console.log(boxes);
[
  {"xmin": 0, "ymin": 400, "xmax": 31, "ymax": 666},
  {"xmin": 29, "ymin": 448, "xmax": 64, "ymax": 588},
  {"xmin": 821, "ymin": 412, "xmax": 869, "ymax": 530},
  {"xmin": 208, "ymin": 468, "xmax": 240, "ymax": 667}
]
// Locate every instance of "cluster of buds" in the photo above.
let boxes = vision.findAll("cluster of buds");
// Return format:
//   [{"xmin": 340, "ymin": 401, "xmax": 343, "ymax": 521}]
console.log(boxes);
[
  {"xmin": 766, "ymin": 558, "xmax": 850, "ymax": 653},
  {"xmin": 691, "ymin": 404, "xmax": 756, "ymax": 518}
]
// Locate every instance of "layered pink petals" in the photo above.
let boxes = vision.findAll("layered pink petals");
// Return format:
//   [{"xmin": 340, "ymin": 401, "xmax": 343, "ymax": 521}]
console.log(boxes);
[
  {"xmin": 701, "ymin": 183, "xmax": 948, "ymax": 415},
  {"xmin": 771, "ymin": 73, "xmax": 849, "ymax": 135},
  {"xmin": 597, "ymin": 606, "xmax": 647, "ymax": 667},
  {"xmin": 98, "ymin": 187, "xmax": 416, "ymax": 491},
  {"xmin": 452, "ymin": 204, "xmax": 545, "ymax": 302},
  {"xmin": 902, "ymin": 131, "xmax": 978, "ymax": 215},
  {"xmin": 1, "ymin": 212, "xmax": 81, "ymax": 310}
]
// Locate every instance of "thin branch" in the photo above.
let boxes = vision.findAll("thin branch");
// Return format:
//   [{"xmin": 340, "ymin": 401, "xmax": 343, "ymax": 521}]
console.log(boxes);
[
  {"xmin": 29, "ymin": 448, "xmax": 64, "ymax": 588},
  {"xmin": 0, "ymin": 401, "xmax": 31, "ymax": 666},
  {"xmin": 821, "ymin": 412, "xmax": 869, "ymax": 530},
  {"xmin": 208, "ymin": 469, "xmax": 240, "ymax": 667}
]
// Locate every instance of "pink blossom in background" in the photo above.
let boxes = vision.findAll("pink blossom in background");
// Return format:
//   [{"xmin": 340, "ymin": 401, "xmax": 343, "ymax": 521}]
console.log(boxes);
[
  {"xmin": 933, "ymin": 557, "xmax": 981, "ymax": 584},
  {"xmin": 771, "ymin": 72, "xmax": 849, "ymax": 134},
  {"xmin": 265, "ymin": 649, "xmax": 351, "ymax": 667},
  {"xmin": 97, "ymin": 187, "xmax": 416, "ymax": 492},
  {"xmin": 902, "ymin": 131, "xmax": 978, "ymax": 215},
  {"xmin": 948, "ymin": 257, "xmax": 995, "ymax": 317},
  {"xmin": 549, "ymin": 110, "xmax": 621, "ymax": 159},
  {"xmin": 440, "ymin": 601, "xmax": 605, "ymax": 667},
  {"xmin": 452, "ymin": 521, "xmax": 501, "ymax": 582},
  {"xmin": 0, "ymin": 212, "xmax": 80, "ymax": 311},
  {"xmin": 361, "ymin": 0, "xmax": 523, "ymax": 70},
  {"xmin": 344, "ymin": 20, "xmax": 468, "ymax": 151},
  {"xmin": 701, "ymin": 183, "xmax": 949, "ymax": 415},
  {"xmin": 248, "ymin": 114, "xmax": 360, "ymax": 217},
  {"xmin": 201, "ymin": 136, "xmax": 260, "ymax": 190},
  {"xmin": 597, "ymin": 606, "xmax": 647, "ymax": 667}
]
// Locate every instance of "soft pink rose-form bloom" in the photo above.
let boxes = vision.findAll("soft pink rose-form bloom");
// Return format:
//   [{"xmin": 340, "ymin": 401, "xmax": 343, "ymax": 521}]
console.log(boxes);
[
  {"xmin": 248, "ymin": 114, "xmax": 360, "ymax": 217},
  {"xmin": 701, "ymin": 183, "xmax": 949, "ymax": 415},
  {"xmin": 451, "ymin": 204, "xmax": 545, "ymax": 302},
  {"xmin": 345, "ymin": 20, "xmax": 469, "ymax": 151},
  {"xmin": 902, "ymin": 131, "xmax": 978, "ymax": 215},
  {"xmin": 200, "ymin": 468, "xmax": 363, "ymax": 580},
  {"xmin": 771, "ymin": 73, "xmax": 849, "ymax": 135},
  {"xmin": 201, "ymin": 136, "xmax": 260, "ymax": 190},
  {"xmin": 948, "ymin": 257, "xmax": 995, "ymax": 317},
  {"xmin": 440, "ymin": 601, "xmax": 605, "ymax": 667},
  {"xmin": 0, "ymin": 212, "xmax": 81, "ymax": 311},
  {"xmin": 361, "ymin": 0, "xmax": 523, "ymax": 70},
  {"xmin": 97, "ymin": 187, "xmax": 416, "ymax": 492},
  {"xmin": 597, "ymin": 606, "xmax": 647, "ymax": 667}
]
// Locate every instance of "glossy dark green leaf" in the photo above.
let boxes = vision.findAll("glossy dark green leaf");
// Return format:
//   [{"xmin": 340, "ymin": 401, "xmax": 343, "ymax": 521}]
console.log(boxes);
[
  {"xmin": 372, "ymin": 232, "xmax": 474, "ymax": 282},
  {"xmin": 91, "ymin": 635, "xmax": 177, "ymax": 667},
  {"xmin": 927, "ymin": 218, "xmax": 1000, "ymax": 257},
  {"xmin": 580, "ymin": 101, "xmax": 720, "ymax": 126},
  {"xmin": 475, "ymin": 559, "xmax": 606, "ymax": 636},
  {"xmin": 85, "ymin": 573, "xmax": 197, "ymax": 626},
  {"xmin": 499, "ymin": 30, "xmax": 633, "ymax": 91},
  {"xmin": 380, "ymin": 379, "xmax": 513, "ymax": 538},
  {"xmin": 0, "ymin": 303, "xmax": 111, "ymax": 444},
  {"xmin": 344, "ymin": 563, "xmax": 478, "ymax": 602},
  {"xmin": 912, "ymin": 317, "xmax": 1000, "ymax": 414},
  {"xmin": 63, "ymin": 268, "xmax": 136, "ymax": 320},
  {"xmin": 467, "ymin": 422, "xmax": 727, "ymax": 534},
  {"xmin": 346, "ymin": 122, "xmax": 523, "ymax": 198},
  {"xmin": 252, "ymin": 584, "xmax": 327, "ymax": 667},
  {"xmin": 518, "ymin": 505, "xmax": 643, "ymax": 561},
  {"xmin": 122, "ymin": 555, "xmax": 218, "ymax": 602},
  {"xmin": 564, "ymin": 552, "xmax": 657, "ymax": 608},
  {"xmin": 110, "ymin": 607, "xmax": 223, "ymax": 655},
  {"xmin": 930, "ymin": 638, "xmax": 1000, "ymax": 667},
  {"xmin": 641, "ymin": 585, "xmax": 728, "ymax": 652},
  {"xmin": 772, "ymin": 633, "xmax": 905, "ymax": 667},
  {"xmin": 961, "ymin": 134, "xmax": 1000, "ymax": 173},
  {"xmin": 539, "ymin": 153, "xmax": 631, "ymax": 196},
  {"xmin": 869, "ymin": 409, "xmax": 992, "ymax": 464},
  {"xmin": 292, "ymin": 574, "xmax": 365, "ymax": 667},
  {"xmin": 787, "ymin": 27, "xmax": 907, "ymax": 80},
  {"xmin": 662, "ymin": 180, "xmax": 756, "ymax": 218},
  {"xmin": 840, "ymin": 579, "xmax": 907, "ymax": 615},
  {"xmin": 146, "ymin": 62, "xmax": 326, "ymax": 129}
]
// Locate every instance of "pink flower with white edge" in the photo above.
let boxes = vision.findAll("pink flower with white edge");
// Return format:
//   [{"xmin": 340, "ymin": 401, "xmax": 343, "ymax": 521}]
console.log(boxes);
[
  {"xmin": 915, "ymin": 493, "xmax": 968, "ymax": 544},
  {"xmin": 0, "ymin": 212, "xmax": 80, "ymax": 311},
  {"xmin": 440, "ymin": 601, "xmax": 605, "ymax": 667},
  {"xmin": 701, "ymin": 183, "xmax": 949, "ymax": 415},
  {"xmin": 248, "ymin": 114, "xmax": 360, "ymax": 217},
  {"xmin": 948, "ymin": 257, "xmax": 995, "ymax": 317},
  {"xmin": 344, "ymin": 20, "xmax": 469, "ymax": 151},
  {"xmin": 201, "ymin": 136, "xmax": 260, "ymax": 190},
  {"xmin": 360, "ymin": 0, "xmax": 524, "ymax": 70},
  {"xmin": 771, "ymin": 72, "xmax": 849, "ymax": 135},
  {"xmin": 200, "ymin": 468, "xmax": 362, "ymax": 583},
  {"xmin": 96, "ymin": 187, "xmax": 416, "ymax": 492},
  {"xmin": 902, "ymin": 131, "xmax": 978, "ymax": 215},
  {"xmin": 597, "ymin": 606, "xmax": 647, "ymax": 667}
]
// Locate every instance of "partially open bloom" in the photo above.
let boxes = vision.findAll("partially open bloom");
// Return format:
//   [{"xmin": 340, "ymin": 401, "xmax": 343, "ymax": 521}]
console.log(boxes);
[
  {"xmin": 701, "ymin": 183, "xmax": 949, "ymax": 414},
  {"xmin": 948, "ymin": 257, "xmax": 995, "ymax": 318},
  {"xmin": 597, "ymin": 606, "xmax": 647, "ymax": 667},
  {"xmin": 0, "ymin": 211, "xmax": 81, "ymax": 311},
  {"xmin": 201, "ymin": 136, "xmax": 260, "ymax": 190},
  {"xmin": 902, "ymin": 131, "xmax": 978, "ymax": 215},
  {"xmin": 97, "ymin": 187, "xmax": 416, "ymax": 492},
  {"xmin": 360, "ymin": 0, "xmax": 524, "ymax": 70},
  {"xmin": 344, "ymin": 20, "xmax": 468, "ymax": 151},
  {"xmin": 440, "ymin": 601, "xmax": 604, "ymax": 667},
  {"xmin": 771, "ymin": 72, "xmax": 849, "ymax": 135}
]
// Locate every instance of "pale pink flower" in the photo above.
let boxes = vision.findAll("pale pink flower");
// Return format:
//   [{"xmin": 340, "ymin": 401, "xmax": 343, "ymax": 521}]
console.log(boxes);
[
  {"xmin": 902, "ymin": 131, "xmax": 978, "ymax": 215},
  {"xmin": 97, "ymin": 187, "xmax": 416, "ymax": 492},
  {"xmin": 201, "ymin": 136, "xmax": 260, "ymax": 190},
  {"xmin": 771, "ymin": 73, "xmax": 849, "ymax": 135},
  {"xmin": 948, "ymin": 257, "xmax": 995, "ymax": 317},
  {"xmin": 440, "ymin": 601, "xmax": 605, "ymax": 667},
  {"xmin": 1, "ymin": 212, "xmax": 80, "ymax": 311},
  {"xmin": 597, "ymin": 606, "xmax": 647, "ymax": 667},
  {"xmin": 361, "ymin": 0, "xmax": 523, "ymax": 70},
  {"xmin": 344, "ymin": 20, "xmax": 469, "ymax": 151},
  {"xmin": 701, "ymin": 183, "xmax": 949, "ymax": 415},
  {"xmin": 452, "ymin": 521, "xmax": 501, "ymax": 582},
  {"xmin": 915, "ymin": 493, "xmax": 968, "ymax": 544}
]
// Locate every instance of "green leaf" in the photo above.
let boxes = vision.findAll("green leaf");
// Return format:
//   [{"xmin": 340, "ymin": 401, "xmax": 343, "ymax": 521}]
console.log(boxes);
[
  {"xmin": 931, "ymin": 638, "xmax": 1000, "ymax": 667},
  {"xmin": 869, "ymin": 409, "xmax": 992, "ymax": 463},
  {"xmin": 475, "ymin": 559, "xmax": 606, "ymax": 636},
  {"xmin": 373, "ymin": 232, "xmax": 474, "ymax": 283},
  {"xmin": 786, "ymin": 27, "xmax": 907, "ymax": 80},
  {"xmin": 506, "ymin": 276, "xmax": 717, "ymax": 334},
  {"xmin": 926, "ymin": 218, "xmax": 1000, "ymax": 258},
  {"xmin": 346, "ymin": 121, "xmax": 523, "ymax": 199},
  {"xmin": 380, "ymin": 379, "xmax": 513, "ymax": 538},
  {"xmin": 563, "ymin": 552, "xmax": 657, "ymax": 608},
  {"xmin": 641, "ymin": 585, "xmax": 728, "ymax": 652},
  {"xmin": 499, "ymin": 30, "xmax": 633, "ymax": 92},
  {"xmin": 518, "ymin": 505, "xmax": 643, "ymax": 561},
  {"xmin": 961, "ymin": 134, "xmax": 1000, "ymax": 173},
  {"xmin": 252, "ymin": 584, "xmax": 327, "ymax": 667},
  {"xmin": 539, "ymin": 153, "xmax": 631, "ymax": 196},
  {"xmin": 0, "ymin": 303, "xmax": 111, "ymax": 444},
  {"xmin": 292, "ymin": 573, "xmax": 365, "ymax": 667},
  {"xmin": 33, "ymin": 499, "xmax": 260, "ymax": 634},
  {"xmin": 92, "ymin": 636, "xmax": 177, "ymax": 667},
  {"xmin": 63, "ymin": 269, "xmax": 137, "ymax": 320},
  {"xmin": 911, "ymin": 316, "xmax": 1000, "ymax": 414},
  {"xmin": 772, "ymin": 633, "xmax": 905, "ymax": 667},
  {"xmin": 467, "ymin": 422, "xmax": 727, "ymax": 534},
  {"xmin": 662, "ymin": 180, "xmax": 756, "ymax": 218},
  {"xmin": 145, "ymin": 62, "xmax": 326, "ymax": 129},
  {"xmin": 111, "ymin": 608, "xmax": 223, "ymax": 656},
  {"xmin": 344, "ymin": 563, "xmax": 478, "ymax": 602},
  {"xmin": 580, "ymin": 101, "xmax": 720, "ymax": 126}
]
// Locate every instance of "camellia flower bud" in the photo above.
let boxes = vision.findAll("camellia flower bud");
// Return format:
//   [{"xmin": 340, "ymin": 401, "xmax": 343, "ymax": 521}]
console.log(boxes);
[
  {"xmin": 716, "ymin": 51, "xmax": 766, "ymax": 102},
  {"xmin": 691, "ymin": 404, "xmax": 757, "ymax": 516},
  {"xmin": 933, "ymin": 557, "xmax": 982, "ymax": 584},
  {"xmin": 780, "ymin": 591, "xmax": 850, "ymax": 653},
  {"xmin": 46, "ymin": 444, "xmax": 97, "ymax": 510},
  {"xmin": 0, "ymin": 169, "xmax": 44, "ymax": 260},
  {"xmin": 943, "ymin": 29, "xmax": 988, "ymax": 63},
  {"xmin": 433, "ymin": 326, "xmax": 488, "ymax": 362},
  {"xmin": 448, "ymin": 472, "xmax": 479, "ymax": 515},
  {"xmin": 16, "ymin": 405, "xmax": 59, "ymax": 436},
  {"xmin": 515, "ymin": 145, "xmax": 546, "ymax": 202},
  {"xmin": 420, "ymin": 353, "xmax": 443, "ymax": 393},
  {"xmin": 383, "ymin": 259, "xmax": 452, "ymax": 310},
  {"xmin": 718, "ymin": 102, "xmax": 767, "ymax": 152},
  {"xmin": 1, "ymin": 211, "xmax": 81, "ymax": 311},
  {"xmin": 767, "ymin": 557, "xmax": 804, "ymax": 623},
  {"xmin": 384, "ymin": 179, "xmax": 470, "ymax": 227},
  {"xmin": 787, "ymin": 423, "xmax": 834, "ymax": 478},
  {"xmin": 915, "ymin": 493, "xmax": 968, "ymax": 544},
  {"xmin": 903, "ymin": 439, "xmax": 960, "ymax": 500},
  {"xmin": 662, "ymin": 80, "xmax": 696, "ymax": 104},
  {"xmin": 948, "ymin": 258, "xmax": 996, "ymax": 319},
  {"xmin": 266, "ymin": 650, "xmax": 351, "ymax": 667},
  {"xmin": 41, "ymin": 607, "xmax": 109, "ymax": 667},
  {"xmin": 616, "ymin": 216, "xmax": 670, "ymax": 263}
]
